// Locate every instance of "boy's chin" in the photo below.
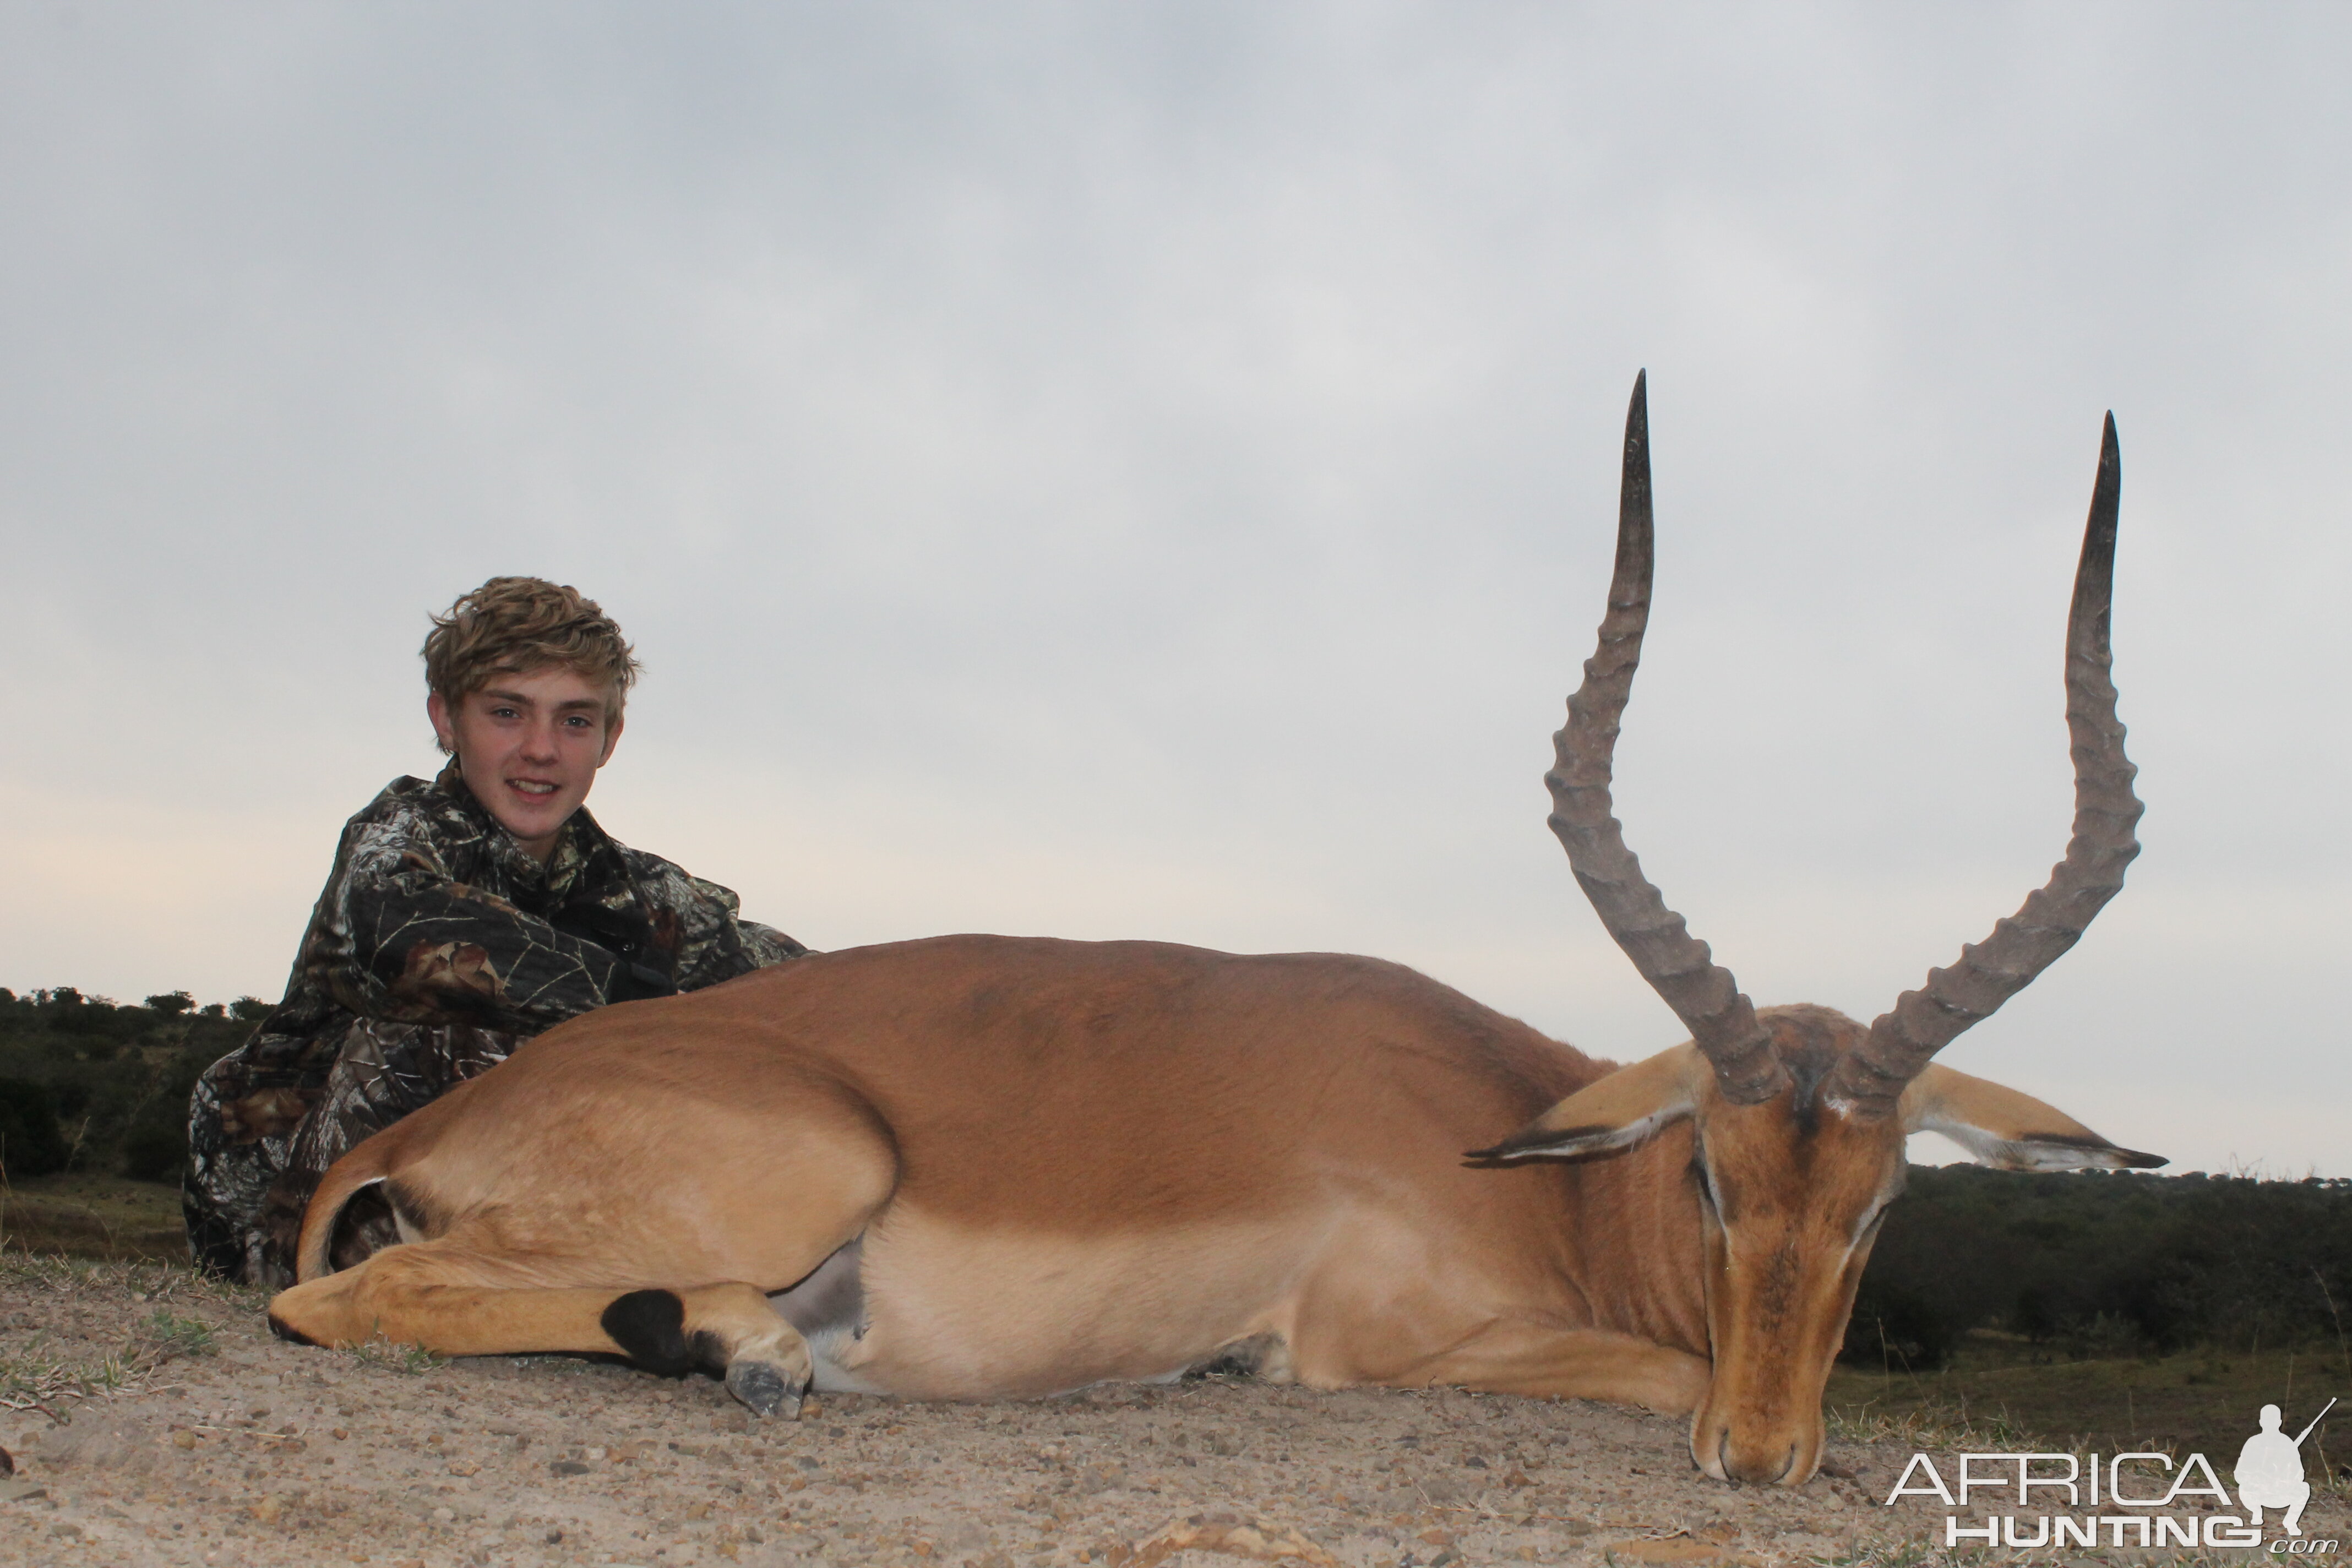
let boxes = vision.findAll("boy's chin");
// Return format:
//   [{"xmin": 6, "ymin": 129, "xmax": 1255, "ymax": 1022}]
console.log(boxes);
[{"xmin": 476, "ymin": 781, "xmax": 579, "ymax": 842}]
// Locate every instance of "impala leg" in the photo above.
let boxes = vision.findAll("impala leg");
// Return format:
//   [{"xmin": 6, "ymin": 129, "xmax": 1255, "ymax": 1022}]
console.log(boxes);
[
  {"xmin": 267, "ymin": 1242, "xmax": 816, "ymax": 1417},
  {"xmin": 1371, "ymin": 1324, "xmax": 1711, "ymax": 1415},
  {"xmin": 600, "ymin": 1283, "xmax": 813, "ymax": 1417}
]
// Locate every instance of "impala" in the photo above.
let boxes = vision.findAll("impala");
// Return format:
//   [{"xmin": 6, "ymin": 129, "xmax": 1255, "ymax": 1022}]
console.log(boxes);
[{"xmin": 269, "ymin": 377, "xmax": 2159, "ymax": 1485}]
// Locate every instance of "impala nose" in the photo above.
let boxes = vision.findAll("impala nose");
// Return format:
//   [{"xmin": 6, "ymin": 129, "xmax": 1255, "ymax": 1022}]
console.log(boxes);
[{"xmin": 1718, "ymin": 1430, "xmax": 1800, "ymax": 1486}]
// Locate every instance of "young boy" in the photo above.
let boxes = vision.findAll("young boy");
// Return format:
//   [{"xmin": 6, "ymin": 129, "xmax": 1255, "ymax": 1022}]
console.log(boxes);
[{"xmin": 185, "ymin": 578, "xmax": 805, "ymax": 1286}]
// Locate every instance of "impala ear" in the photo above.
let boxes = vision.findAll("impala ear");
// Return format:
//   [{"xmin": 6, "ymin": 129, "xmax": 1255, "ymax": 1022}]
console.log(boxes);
[
  {"xmin": 1468, "ymin": 1045, "xmax": 1701, "ymax": 1162},
  {"xmin": 1900, "ymin": 1064, "xmax": 2166, "ymax": 1172}
]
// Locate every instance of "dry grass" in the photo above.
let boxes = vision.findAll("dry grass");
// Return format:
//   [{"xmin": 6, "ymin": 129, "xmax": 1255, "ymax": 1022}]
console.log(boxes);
[
  {"xmin": 1828, "ymin": 1332, "xmax": 2350, "ymax": 1473},
  {"xmin": 0, "ymin": 1169, "xmax": 187, "ymax": 1259},
  {"xmin": 1820, "ymin": 1396, "xmax": 2039, "ymax": 1455},
  {"xmin": 0, "ymin": 1246, "xmax": 254, "ymax": 1306},
  {"xmin": 0, "ymin": 1248, "xmax": 257, "ymax": 1418},
  {"xmin": 338, "ymin": 1330, "xmax": 448, "ymax": 1376}
]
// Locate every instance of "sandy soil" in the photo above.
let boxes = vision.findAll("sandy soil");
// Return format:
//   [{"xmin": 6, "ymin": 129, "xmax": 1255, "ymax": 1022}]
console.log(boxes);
[{"xmin": 1, "ymin": 1259, "xmax": 2340, "ymax": 1568}]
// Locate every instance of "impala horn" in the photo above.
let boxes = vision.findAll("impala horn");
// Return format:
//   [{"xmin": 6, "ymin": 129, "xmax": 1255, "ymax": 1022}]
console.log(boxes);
[
  {"xmin": 1547, "ymin": 373, "xmax": 1788, "ymax": 1104},
  {"xmin": 1823, "ymin": 413, "xmax": 2142, "ymax": 1119}
]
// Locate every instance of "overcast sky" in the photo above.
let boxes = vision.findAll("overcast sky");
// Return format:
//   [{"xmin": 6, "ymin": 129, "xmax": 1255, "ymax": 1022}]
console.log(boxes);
[{"xmin": 4, "ymin": 3, "xmax": 2345, "ymax": 1177}]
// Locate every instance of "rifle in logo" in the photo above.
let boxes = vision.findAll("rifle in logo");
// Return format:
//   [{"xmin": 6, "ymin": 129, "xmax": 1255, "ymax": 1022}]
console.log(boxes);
[{"xmin": 2238, "ymin": 1397, "xmax": 2335, "ymax": 1538}]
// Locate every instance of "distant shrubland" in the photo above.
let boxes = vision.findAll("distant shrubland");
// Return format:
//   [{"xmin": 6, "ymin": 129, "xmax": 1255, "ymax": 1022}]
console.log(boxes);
[
  {"xmin": 1846, "ymin": 1162, "xmax": 2352, "ymax": 1369},
  {"xmin": 0, "ymin": 986, "xmax": 269, "ymax": 1185}
]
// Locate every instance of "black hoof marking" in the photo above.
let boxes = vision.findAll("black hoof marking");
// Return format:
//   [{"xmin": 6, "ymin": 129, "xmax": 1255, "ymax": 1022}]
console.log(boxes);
[
  {"xmin": 266, "ymin": 1313, "xmax": 319, "ymax": 1347},
  {"xmin": 600, "ymin": 1289, "xmax": 693, "ymax": 1376},
  {"xmin": 725, "ymin": 1360, "xmax": 802, "ymax": 1419},
  {"xmin": 688, "ymin": 1329, "xmax": 730, "ymax": 1376}
]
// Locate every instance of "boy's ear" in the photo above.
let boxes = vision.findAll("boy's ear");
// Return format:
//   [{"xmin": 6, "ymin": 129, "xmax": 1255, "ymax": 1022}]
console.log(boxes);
[
  {"xmin": 1899, "ymin": 1064, "xmax": 2166, "ymax": 1172},
  {"xmin": 427, "ymin": 692, "xmax": 456, "ymax": 753},
  {"xmin": 598, "ymin": 710, "xmax": 624, "ymax": 766},
  {"xmin": 1467, "ymin": 1045, "xmax": 1700, "ymax": 1162}
]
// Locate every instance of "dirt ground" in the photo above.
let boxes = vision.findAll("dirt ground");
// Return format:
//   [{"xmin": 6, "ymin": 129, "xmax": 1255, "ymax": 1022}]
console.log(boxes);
[{"xmin": 1, "ymin": 1256, "xmax": 2342, "ymax": 1568}]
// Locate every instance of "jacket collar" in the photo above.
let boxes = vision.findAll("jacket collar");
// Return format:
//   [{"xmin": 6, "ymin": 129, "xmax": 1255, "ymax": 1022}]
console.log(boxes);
[{"xmin": 428, "ymin": 760, "xmax": 622, "ymax": 905}]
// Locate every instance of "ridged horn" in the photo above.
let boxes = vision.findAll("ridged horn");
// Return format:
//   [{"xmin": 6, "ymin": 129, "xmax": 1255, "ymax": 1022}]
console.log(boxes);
[
  {"xmin": 1826, "ymin": 414, "xmax": 2141, "ymax": 1118},
  {"xmin": 1547, "ymin": 374, "xmax": 1788, "ymax": 1104}
]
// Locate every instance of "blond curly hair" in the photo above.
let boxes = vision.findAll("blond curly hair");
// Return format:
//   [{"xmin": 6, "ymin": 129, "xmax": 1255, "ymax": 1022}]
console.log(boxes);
[{"xmin": 421, "ymin": 578, "xmax": 641, "ymax": 750}]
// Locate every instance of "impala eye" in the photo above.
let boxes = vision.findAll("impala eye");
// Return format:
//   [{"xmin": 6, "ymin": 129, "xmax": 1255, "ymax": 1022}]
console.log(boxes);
[{"xmin": 1691, "ymin": 1158, "xmax": 1720, "ymax": 1211}]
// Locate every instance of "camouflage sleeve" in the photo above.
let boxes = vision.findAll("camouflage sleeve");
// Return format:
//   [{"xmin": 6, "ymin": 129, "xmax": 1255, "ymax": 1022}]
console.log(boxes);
[
  {"xmin": 636, "ymin": 860, "xmax": 810, "ymax": 993},
  {"xmin": 309, "ymin": 805, "xmax": 626, "ymax": 1032}
]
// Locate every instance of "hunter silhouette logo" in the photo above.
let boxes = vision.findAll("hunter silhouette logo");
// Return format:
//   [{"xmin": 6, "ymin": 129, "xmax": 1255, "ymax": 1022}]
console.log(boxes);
[{"xmin": 2239, "ymin": 1398, "xmax": 2333, "ymax": 1538}]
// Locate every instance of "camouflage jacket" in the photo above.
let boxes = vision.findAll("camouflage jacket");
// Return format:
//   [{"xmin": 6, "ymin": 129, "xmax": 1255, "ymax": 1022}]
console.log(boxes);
[{"xmin": 186, "ymin": 763, "xmax": 805, "ymax": 1284}]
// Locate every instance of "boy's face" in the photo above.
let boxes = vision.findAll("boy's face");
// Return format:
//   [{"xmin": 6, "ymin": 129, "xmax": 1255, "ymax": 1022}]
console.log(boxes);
[{"xmin": 427, "ymin": 665, "xmax": 624, "ymax": 863}]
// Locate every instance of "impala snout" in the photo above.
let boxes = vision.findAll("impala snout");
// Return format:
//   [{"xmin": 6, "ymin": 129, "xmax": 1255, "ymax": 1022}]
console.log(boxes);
[
  {"xmin": 1687, "ymin": 1217, "xmax": 1875, "ymax": 1484},
  {"xmin": 1683, "ymin": 1023, "xmax": 1905, "ymax": 1486}
]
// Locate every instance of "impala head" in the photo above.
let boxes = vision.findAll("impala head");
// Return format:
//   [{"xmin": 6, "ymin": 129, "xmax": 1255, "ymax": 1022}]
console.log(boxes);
[{"xmin": 1473, "ymin": 375, "xmax": 2164, "ymax": 1485}]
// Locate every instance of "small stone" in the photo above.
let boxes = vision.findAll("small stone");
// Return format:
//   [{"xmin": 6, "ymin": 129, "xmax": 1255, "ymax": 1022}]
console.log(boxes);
[
  {"xmin": 172, "ymin": 1430, "xmax": 199, "ymax": 1450},
  {"xmin": 549, "ymin": 1459, "xmax": 591, "ymax": 1477},
  {"xmin": 433, "ymin": 1507, "xmax": 456, "ymax": 1523},
  {"xmin": 0, "ymin": 1477, "xmax": 46, "ymax": 1502},
  {"xmin": 546, "ymin": 1527, "xmax": 565, "ymax": 1544},
  {"xmin": 50, "ymin": 1521, "xmax": 83, "ymax": 1539}
]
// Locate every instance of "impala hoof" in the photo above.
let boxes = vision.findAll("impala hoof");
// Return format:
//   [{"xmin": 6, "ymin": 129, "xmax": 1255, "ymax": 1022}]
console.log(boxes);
[{"xmin": 726, "ymin": 1358, "xmax": 804, "ymax": 1419}]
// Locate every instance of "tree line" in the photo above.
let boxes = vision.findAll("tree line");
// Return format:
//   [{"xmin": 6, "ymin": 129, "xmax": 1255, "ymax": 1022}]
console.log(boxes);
[
  {"xmin": 1845, "ymin": 1161, "xmax": 2352, "ymax": 1367},
  {"xmin": 0, "ymin": 985, "xmax": 267, "ymax": 1184}
]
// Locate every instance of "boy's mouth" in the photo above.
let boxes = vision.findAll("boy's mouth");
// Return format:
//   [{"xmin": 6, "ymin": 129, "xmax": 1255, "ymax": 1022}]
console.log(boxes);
[{"xmin": 508, "ymin": 779, "xmax": 560, "ymax": 798}]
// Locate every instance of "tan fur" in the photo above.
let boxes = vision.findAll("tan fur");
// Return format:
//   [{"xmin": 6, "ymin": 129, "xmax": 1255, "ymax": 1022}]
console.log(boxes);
[
  {"xmin": 1480, "ymin": 1006, "xmax": 2153, "ymax": 1484},
  {"xmin": 269, "ymin": 938, "xmax": 1711, "ymax": 1417},
  {"xmin": 1901, "ymin": 1064, "xmax": 2160, "ymax": 1170},
  {"xmin": 266, "ymin": 943, "xmax": 2146, "ymax": 1487}
]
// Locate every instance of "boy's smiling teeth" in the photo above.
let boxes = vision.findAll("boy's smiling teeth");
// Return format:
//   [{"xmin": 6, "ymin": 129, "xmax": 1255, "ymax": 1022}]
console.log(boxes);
[{"xmin": 511, "ymin": 780, "xmax": 558, "ymax": 795}]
